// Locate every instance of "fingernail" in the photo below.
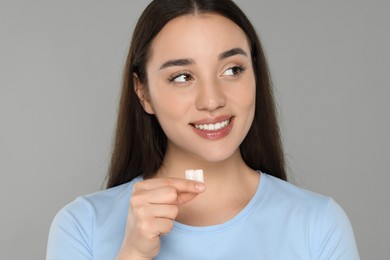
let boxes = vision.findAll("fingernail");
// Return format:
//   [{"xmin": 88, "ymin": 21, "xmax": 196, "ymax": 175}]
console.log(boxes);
[{"xmin": 195, "ymin": 183, "xmax": 205, "ymax": 191}]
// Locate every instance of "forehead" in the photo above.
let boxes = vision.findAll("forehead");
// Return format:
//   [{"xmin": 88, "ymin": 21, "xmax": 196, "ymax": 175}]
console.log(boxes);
[{"xmin": 148, "ymin": 13, "xmax": 250, "ymax": 63}]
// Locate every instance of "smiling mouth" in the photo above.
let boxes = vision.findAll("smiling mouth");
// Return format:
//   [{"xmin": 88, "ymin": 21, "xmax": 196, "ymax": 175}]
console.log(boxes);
[{"xmin": 192, "ymin": 117, "xmax": 232, "ymax": 131}]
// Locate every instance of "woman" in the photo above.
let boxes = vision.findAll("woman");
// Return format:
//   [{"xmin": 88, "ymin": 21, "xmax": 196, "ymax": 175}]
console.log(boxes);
[{"xmin": 47, "ymin": 0, "xmax": 359, "ymax": 259}]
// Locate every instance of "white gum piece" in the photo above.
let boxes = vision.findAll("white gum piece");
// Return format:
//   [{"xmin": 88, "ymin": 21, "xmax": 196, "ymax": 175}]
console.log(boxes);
[
  {"xmin": 185, "ymin": 169, "xmax": 194, "ymax": 180},
  {"xmin": 185, "ymin": 169, "xmax": 204, "ymax": 183},
  {"xmin": 193, "ymin": 169, "xmax": 204, "ymax": 182}
]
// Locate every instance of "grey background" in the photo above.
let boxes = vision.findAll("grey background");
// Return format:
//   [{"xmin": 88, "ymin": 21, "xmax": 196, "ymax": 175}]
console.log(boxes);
[{"xmin": 0, "ymin": 1, "xmax": 389, "ymax": 259}]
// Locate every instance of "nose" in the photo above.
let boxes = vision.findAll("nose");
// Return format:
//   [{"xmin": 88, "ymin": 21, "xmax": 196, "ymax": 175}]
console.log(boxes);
[{"xmin": 195, "ymin": 79, "xmax": 226, "ymax": 112}]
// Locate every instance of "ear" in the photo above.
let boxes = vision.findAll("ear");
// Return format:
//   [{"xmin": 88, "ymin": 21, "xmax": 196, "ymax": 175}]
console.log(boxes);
[{"xmin": 133, "ymin": 73, "xmax": 155, "ymax": 114}]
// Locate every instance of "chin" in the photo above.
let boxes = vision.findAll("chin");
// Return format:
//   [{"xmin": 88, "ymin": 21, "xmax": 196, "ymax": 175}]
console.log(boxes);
[{"xmin": 196, "ymin": 146, "xmax": 240, "ymax": 163}]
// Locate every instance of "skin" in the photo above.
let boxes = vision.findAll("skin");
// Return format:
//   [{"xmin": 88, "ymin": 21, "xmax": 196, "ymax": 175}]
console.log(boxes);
[{"xmin": 117, "ymin": 14, "xmax": 260, "ymax": 260}]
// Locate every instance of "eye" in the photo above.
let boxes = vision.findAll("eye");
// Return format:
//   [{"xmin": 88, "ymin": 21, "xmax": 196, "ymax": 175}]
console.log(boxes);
[
  {"xmin": 168, "ymin": 72, "xmax": 194, "ymax": 83},
  {"xmin": 222, "ymin": 65, "xmax": 247, "ymax": 77}
]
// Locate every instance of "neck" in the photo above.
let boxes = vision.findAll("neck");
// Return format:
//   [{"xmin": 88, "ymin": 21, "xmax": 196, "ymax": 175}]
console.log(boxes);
[{"xmin": 155, "ymin": 146, "xmax": 248, "ymax": 182}]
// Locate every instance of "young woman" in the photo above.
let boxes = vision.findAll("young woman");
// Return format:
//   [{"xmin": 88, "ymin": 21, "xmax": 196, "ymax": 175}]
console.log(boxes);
[{"xmin": 47, "ymin": 0, "xmax": 360, "ymax": 259}]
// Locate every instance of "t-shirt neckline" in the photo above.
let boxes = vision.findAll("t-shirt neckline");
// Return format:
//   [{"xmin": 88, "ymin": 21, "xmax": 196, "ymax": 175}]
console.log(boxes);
[{"xmin": 172, "ymin": 171, "xmax": 268, "ymax": 234}]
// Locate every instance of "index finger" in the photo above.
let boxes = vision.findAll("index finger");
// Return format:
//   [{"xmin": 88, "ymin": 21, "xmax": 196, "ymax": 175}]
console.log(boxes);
[{"xmin": 137, "ymin": 178, "xmax": 206, "ymax": 194}]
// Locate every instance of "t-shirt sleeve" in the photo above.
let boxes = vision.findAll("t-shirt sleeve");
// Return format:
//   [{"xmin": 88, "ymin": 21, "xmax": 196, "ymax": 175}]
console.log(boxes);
[
  {"xmin": 311, "ymin": 198, "xmax": 360, "ymax": 260},
  {"xmin": 46, "ymin": 197, "xmax": 93, "ymax": 260}
]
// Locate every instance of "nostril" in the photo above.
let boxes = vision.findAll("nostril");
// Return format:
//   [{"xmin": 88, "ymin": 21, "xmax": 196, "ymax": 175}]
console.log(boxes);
[
  {"xmin": 195, "ymin": 83, "xmax": 226, "ymax": 111},
  {"xmin": 195, "ymin": 96, "xmax": 226, "ymax": 111}
]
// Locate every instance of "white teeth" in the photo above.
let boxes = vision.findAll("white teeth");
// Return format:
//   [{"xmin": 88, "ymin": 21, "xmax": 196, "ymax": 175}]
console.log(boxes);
[{"xmin": 194, "ymin": 119, "xmax": 230, "ymax": 131}]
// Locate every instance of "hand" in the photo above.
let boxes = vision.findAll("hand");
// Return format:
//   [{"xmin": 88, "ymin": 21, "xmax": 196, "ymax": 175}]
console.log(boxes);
[{"xmin": 116, "ymin": 178, "xmax": 206, "ymax": 260}]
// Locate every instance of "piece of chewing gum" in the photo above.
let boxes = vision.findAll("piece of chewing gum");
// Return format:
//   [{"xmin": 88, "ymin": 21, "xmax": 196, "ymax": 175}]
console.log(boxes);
[{"xmin": 185, "ymin": 169, "xmax": 204, "ymax": 183}]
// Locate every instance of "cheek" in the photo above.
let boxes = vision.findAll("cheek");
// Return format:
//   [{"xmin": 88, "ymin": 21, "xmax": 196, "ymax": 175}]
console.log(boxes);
[
  {"xmin": 244, "ymin": 85, "xmax": 256, "ymax": 107},
  {"xmin": 246, "ymin": 77, "xmax": 257, "ymax": 104},
  {"xmin": 233, "ymin": 79, "xmax": 256, "ymax": 111},
  {"xmin": 235, "ymin": 80, "xmax": 256, "ymax": 129},
  {"xmin": 148, "ymin": 87, "xmax": 192, "ymax": 124}
]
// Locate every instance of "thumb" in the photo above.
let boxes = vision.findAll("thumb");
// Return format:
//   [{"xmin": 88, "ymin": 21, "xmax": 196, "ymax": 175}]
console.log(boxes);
[{"xmin": 177, "ymin": 183, "xmax": 205, "ymax": 205}]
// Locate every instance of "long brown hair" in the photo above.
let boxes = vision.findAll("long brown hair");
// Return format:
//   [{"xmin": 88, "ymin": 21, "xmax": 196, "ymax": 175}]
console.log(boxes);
[{"xmin": 107, "ymin": 0, "xmax": 286, "ymax": 188}]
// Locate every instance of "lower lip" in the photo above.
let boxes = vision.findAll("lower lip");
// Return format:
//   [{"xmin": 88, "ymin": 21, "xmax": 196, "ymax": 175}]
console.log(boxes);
[{"xmin": 191, "ymin": 117, "xmax": 234, "ymax": 140}]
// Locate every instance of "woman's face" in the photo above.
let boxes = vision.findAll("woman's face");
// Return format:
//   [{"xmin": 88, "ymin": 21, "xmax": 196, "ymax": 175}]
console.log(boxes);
[{"xmin": 138, "ymin": 13, "xmax": 256, "ymax": 162}]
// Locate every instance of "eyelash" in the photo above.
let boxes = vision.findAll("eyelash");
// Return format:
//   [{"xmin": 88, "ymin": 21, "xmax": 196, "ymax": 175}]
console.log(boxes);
[
  {"xmin": 167, "ymin": 65, "xmax": 247, "ymax": 83},
  {"xmin": 168, "ymin": 71, "xmax": 194, "ymax": 83},
  {"xmin": 224, "ymin": 65, "xmax": 247, "ymax": 77}
]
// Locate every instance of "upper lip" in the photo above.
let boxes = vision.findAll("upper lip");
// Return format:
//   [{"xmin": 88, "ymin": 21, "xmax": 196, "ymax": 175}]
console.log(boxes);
[{"xmin": 190, "ymin": 115, "xmax": 233, "ymax": 125}]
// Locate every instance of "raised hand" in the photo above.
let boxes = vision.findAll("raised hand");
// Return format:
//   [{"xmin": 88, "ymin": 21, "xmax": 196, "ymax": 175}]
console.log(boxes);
[{"xmin": 116, "ymin": 178, "xmax": 206, "ymax": 260}]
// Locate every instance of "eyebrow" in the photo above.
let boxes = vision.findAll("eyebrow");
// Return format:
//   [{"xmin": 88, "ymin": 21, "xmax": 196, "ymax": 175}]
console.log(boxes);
[
  {"xmin": 218, "ymin": 48, "xmax": 248, "ymax": 60},
  {"xmin": 159, "ymin": 47, "xmax": 248, "ymax": 70},
  {"xmin": 159, "ymin": 58, "xmax": 195, "ymax": 70}
]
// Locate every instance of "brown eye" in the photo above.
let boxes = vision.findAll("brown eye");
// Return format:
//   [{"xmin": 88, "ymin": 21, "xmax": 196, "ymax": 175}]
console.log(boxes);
[
  {"xmin": 222, "ymin": 66, "xmax": 246, "ymax": 76},
  {"xmin": 169, "ymin": 73, "xmax": 193, "ymax": 83}
]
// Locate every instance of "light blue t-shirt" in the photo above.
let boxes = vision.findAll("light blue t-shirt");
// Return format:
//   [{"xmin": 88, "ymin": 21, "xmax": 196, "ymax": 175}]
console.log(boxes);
[{"xmin": 46, "ymin": 173, "xmax": 360, "ymax": 259}]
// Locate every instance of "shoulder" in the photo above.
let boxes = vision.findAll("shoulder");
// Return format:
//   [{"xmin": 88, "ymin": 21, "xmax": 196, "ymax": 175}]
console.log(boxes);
[
  {"xmin": 58, "ymin": 180, "xmax": 134, "ymax": 219},
  {"xmin": 263, "ymin": 173, "xmax": 352, "ymax": 230},
  {"xmin": 261, "ymin": 173, "xmax": 360, "ymax": 259},
  {"xmin": 52, "ymin": 177, "xmax": 142, "ymax": 225},
  {"xmin": 263, "ymin": 173, "xmax": 332, "ymax": 210},
  {"xmin": 47, "ymin": 177, "xmax": 142, "ymax": 259}
]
